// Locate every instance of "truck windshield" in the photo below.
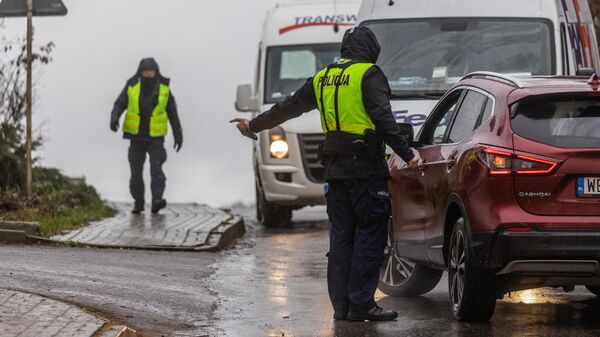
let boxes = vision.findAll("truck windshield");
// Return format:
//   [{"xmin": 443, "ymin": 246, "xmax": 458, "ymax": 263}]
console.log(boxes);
[
  {"xmin": 265, "ymin": 43, "xmax": 341, "ymax": 103},
  {"xmin": 364, "ymin": 19, "xmax": 554, "ymax": 97}
]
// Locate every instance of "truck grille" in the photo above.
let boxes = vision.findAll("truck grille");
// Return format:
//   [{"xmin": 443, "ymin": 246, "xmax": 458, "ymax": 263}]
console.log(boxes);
[{"xmin": 298, "ymin": 133, "xmax": 326, "ymax": 183}]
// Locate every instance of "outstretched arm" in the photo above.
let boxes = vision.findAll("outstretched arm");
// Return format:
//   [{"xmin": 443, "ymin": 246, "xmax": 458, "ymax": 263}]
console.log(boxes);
[{"xmin": 231, "ymin": 78, "xmax": 317, "ymax": 138}]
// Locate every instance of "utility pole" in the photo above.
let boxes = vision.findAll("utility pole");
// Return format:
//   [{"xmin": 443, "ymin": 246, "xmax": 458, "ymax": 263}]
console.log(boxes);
[
  {"xmin": 0, "ymin": 0, "xmax": 68, "ymax": 198},
  {"xmin": 25, "ymin": 0, "xmax": 33, "ymax": 198}
]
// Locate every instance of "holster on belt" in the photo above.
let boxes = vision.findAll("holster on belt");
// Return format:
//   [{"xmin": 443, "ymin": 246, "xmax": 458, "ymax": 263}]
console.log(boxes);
[
  {"xmin": 319, "ymin": 130, "xmax": 385, "ymax": 164},
  {"xmin": 361, "ymin": 129, "xmax": 386, "ymax": 160}
]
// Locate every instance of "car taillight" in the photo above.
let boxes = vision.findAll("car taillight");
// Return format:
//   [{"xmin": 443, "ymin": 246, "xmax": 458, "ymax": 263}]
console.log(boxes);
[
  {"xmin": 479, "ymin": 147, "xmax": 558, "ymax": 175},
  {"xmin": 480, "ymin": 148, "xmax": 512, "ymax": 175},
  {"xmin": 513, "ymin": 155, "xmax": 557, "ymax": 175}
]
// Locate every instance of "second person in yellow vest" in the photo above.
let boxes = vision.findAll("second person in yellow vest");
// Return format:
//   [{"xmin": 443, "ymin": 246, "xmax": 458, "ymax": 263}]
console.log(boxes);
[{"xmin": 110, "ymin": 58, "xmax": 183, "ymax": 214}]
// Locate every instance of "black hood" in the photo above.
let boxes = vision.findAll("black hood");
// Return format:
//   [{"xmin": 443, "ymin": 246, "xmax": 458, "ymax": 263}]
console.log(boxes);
[
  {"xmin": 340, "ymin": 26, "xmax": 381, "ymax": 64},
  {"xmin": 138, "ymin": 57, "xmax": 160, "ymax": 75},
  {"xmin": 128, "ymin": 57, "xmax": 169, "ymax": 85}
]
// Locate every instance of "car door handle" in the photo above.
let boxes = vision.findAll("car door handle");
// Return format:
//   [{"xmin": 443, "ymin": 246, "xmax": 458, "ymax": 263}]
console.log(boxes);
[{"xmin": 448, "ymin": 151, "xmax": 458, "ymax": 169}]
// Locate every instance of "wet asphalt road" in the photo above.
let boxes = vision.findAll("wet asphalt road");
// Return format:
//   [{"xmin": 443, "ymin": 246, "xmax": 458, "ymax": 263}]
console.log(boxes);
[{"xmin": 2, "ymin": 207, "xmax": 600, "ymax": 336}]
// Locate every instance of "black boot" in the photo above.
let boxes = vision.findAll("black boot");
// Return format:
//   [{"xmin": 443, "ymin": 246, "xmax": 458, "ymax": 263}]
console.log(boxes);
[
  {"xmin": 332, "ymin": 303, "xmax": 349, "ymax": 321},
  {"xmin": 151, "ymin": 199, "xmax": 167, "ymax": 214},
  {"xmin": 333, "ymin": 311, "xmax": 348, "ymax": 321},
  {"xmin": 132, "ymin": 202, "xmax": 144, "ymax": 214},
  {"xmin": 347, "ymin": 305, "xmax": 398, "ymax": 322}
]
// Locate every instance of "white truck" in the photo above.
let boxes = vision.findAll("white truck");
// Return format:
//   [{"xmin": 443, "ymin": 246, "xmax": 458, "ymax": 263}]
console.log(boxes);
[
  {"xmin": 357, "ymin": 0, "xmax": 600, "ymax": 135},
  {"xmin": 236, "ymin": 0, "xmax": 361, "ymax": 227}
]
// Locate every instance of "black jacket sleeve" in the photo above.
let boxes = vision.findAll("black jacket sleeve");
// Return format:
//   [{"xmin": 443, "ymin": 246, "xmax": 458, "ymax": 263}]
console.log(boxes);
[
  {"xmin": 111, "ymin": 85, "xmax": 128, "ymax": 125},
  {"xmin": 249, "ymin": 78, "xmax": 318, "ymax": 133},
  {"xmin": 167, "ymin": 93, "xmax": 183, "ymax": 142},
  {"xmin": 362, "ymin": 66, "xmax": 415, "ymax": 163}
]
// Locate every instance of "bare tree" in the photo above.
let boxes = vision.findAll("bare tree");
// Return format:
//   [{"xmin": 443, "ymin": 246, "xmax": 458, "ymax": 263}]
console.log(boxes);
[{"xmin": 0, "ymin": 22, "xmax": 53, "ymax": 192}]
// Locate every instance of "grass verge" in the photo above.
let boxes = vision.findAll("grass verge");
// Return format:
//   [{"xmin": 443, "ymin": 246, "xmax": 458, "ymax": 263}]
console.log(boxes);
[{"xmin": 0, "ymin": 167, "xmax": 115, "ymax": 237}]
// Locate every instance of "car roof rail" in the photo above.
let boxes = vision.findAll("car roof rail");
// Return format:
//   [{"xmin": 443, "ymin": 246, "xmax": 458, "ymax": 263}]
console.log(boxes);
[{"xmin": 461, "ymin": 71, "xmax": 525, "ymax": 89}]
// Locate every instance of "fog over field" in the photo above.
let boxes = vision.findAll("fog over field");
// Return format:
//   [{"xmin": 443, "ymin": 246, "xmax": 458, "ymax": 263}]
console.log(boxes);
[
  {"xmin": 1, "ymin": 0, "xmax": 279, "ymax": 206},
  {"xmin": 4, "ymin": 0, "xmax": 599, "ymax": 207}
]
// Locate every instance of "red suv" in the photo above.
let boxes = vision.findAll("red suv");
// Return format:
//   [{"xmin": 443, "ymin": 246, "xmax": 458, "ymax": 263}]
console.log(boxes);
[{"xmin": 379, "ymin": 72, "xmax": 600, "ymax": 322}]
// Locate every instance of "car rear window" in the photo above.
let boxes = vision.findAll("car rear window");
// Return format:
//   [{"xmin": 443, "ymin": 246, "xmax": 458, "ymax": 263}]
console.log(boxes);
[{"xmin": 511, "ymin": 94, "xmax": 600, "ymax": 148}]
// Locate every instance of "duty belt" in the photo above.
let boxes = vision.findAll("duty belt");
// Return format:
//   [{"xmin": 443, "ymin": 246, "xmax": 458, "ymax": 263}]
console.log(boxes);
[{"xmin": 320, "ymin": 131, "xmax": 385, "ymax": 162}]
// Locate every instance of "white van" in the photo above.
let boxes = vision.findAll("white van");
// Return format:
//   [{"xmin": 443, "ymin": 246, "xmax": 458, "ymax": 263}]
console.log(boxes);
[
  {"xmin": 235, "ymin": 0, "xmax": 361, "ymax": 227},
  {"xmin": 357, "ymin": 0, "xmax": 600, "ymax": 133}
]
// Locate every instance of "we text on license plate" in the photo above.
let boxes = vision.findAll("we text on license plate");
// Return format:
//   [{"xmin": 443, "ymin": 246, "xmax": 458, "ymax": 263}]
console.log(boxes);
[{"xmin": 577, "ymin": 177, "xmax": 600, "ymax": 197}]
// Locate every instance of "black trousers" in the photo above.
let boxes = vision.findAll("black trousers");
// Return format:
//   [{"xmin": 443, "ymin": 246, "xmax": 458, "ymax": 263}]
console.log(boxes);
[
  {"xmin": 326, "ymin": 179, "xmax": 391, "ymax": 313},
  {"xmin": 128, "ymin": 138, "xmax": 167, "ymax": 207}
]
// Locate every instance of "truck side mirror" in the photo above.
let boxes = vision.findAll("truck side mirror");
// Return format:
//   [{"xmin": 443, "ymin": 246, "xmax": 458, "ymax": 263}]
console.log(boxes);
[
  {"xmin": 576, "ymin": 68, "xmax": 596, "ymax": 77},
  {"xmin": 235, "ymin": 84, "xmax": 258, "ymax": 112},
  {"xmin": 397, "ymin": 123, "xmax": 415, "ymax": 144}
]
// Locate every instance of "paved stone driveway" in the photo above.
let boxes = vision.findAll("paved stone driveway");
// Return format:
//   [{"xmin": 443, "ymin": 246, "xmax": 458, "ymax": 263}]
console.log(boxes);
[
  {"xmin": 51, "ymin": 203, "xmax": 240, "ymax": 250},
  {"xmin": 0, "ymin": 289, "xmax": 105, "ymax": 337}
]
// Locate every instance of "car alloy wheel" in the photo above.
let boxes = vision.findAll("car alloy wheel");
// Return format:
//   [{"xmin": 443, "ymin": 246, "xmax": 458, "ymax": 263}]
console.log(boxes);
[
  {"xmin": 381, "ymin": 225, "xmax": 415, "ymax": 287},
  {"xmin": 449, "ymin": 228, "xmax": 466, "ymax": 313}
]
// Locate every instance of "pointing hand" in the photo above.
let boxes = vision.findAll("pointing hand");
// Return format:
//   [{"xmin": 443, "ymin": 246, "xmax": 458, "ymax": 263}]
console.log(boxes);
[{"xmin": 230, "ymin": 118, "xmax": 258, "ymax": 140}]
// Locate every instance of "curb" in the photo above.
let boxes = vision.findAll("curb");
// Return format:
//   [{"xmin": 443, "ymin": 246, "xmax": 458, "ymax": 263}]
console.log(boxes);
[
  {"xmin": 203, "ymin": 214, "xmax": 246, "ymax": 251},
  {"xmin": 217, "ymin": 215, "xmax": 246, "ymax": 250},
  {"xmin": 0, "ymin": 229, "xmax": 52, "ymax": 245},
  {"xmin": 1, "ymin": 210, "xmax": 246, "ymax": 252},
  {"xmin": 0, "ymin": 229, "xmax": 28, "ymax": 244},
  {"xmin": 0, "ymin": 221, "xmax": 40, "ymax": 236},
  {"xmin": 0, "ymin": 288, "xmax": 138, "ymax": 337},
  {"xmin": 97, "ymin": 325, "xmax": 138, "ymax": 337}
]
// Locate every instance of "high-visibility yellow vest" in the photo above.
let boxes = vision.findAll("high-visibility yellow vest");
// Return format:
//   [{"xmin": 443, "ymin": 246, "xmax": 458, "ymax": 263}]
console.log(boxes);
[
  {"xmin": 313, "ymin": 59, "xmax": 376, "ymax": 135},
  {"xmin": 123, "ymin": 81, "xmax": 170, "ymax": 137}
]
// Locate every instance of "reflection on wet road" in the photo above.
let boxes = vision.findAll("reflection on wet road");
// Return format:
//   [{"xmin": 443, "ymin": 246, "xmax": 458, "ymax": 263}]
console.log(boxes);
[
  {"xmin": 210, "ymin": 207, "xmax": 600, "ymax": 337},
  {"xmin": 2, "ymin": 207, "xmax": 600, "ymax": 336}
]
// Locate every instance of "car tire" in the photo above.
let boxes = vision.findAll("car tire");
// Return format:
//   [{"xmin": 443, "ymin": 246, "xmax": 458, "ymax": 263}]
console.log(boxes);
[
  {"xmin": 448, "ymin": 218, "xmax": 497, "ymax": 322},
  {"xmin": 585, "ymin": 286, "xmax": 600, "ymax": 297},
  {"xmin": 256, "ymin": 183, "xmax": 292, "ymax": 228},
  {"xmin": 379, "ymin": 222, "xmax": 443, "ymax": 297}
]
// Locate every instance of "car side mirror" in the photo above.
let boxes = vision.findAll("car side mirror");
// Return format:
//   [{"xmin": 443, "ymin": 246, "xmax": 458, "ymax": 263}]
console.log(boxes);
[
  {"xmin": 398, "ymin": 123, "xmax": 415, "ymax": 143},
  {"xmin": 235, "ymin": 84, "xmax": 258, "ymax": 112}
]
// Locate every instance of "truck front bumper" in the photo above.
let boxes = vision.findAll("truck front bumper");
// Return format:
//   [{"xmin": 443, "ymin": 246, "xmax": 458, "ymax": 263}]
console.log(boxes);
[{"xmin": 259, "ymin": 164, "xmax": 326, "ymax": 206}]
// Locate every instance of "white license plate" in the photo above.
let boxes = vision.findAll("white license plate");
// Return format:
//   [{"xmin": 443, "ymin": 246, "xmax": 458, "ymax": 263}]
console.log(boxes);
[{"xmin": 577, "ymin": 177, "xmax": 600, "ymax": 197}]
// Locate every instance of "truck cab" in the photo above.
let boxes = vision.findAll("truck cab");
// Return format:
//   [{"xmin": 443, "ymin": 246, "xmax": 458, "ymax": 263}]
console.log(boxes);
[
  {"xmin": 235, "ymin": 0, "xmax": 361, "ymax": 227},
  {"xmin": 357, "ymin": 0, "xmax": 600, "ymax": 134}
]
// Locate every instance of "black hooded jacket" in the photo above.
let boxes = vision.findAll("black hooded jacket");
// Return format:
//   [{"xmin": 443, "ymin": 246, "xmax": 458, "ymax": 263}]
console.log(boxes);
[
  {"xmin": 111, "ymin": 58, "xmax": 183, "ymax": 142},
  {"xmin": 249, "ymin": 27, "xmax": 415, "ymax": 181}
]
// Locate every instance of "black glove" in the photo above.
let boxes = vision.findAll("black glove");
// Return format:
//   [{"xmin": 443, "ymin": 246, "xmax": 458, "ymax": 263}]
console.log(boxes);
[
  {"xmin": 174, "ymin": 137, "xmax": 183, "ymax": 152},
  {"xmin": 110, "ymin": 120, "xmax": 119, "ymax": 132}
]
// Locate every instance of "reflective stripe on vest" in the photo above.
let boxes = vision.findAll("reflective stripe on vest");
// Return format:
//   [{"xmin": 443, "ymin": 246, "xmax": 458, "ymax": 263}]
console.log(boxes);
[
  {"xmin": 313, "ymin": 59, "xmax": 376, "ymax": 135},
  {"xmin": 123, "ymin": 81, "xmax": 170, "ymax": 137}
]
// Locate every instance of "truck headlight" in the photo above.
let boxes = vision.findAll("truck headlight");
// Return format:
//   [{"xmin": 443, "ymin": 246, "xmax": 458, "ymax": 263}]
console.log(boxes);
[
  {"xmin": 270, "ymin": 140, "xmax": 289, "ymax": 159},
  {"xmin": 269, "ymin": 127, "xmax": 289, "ymax": 159}
]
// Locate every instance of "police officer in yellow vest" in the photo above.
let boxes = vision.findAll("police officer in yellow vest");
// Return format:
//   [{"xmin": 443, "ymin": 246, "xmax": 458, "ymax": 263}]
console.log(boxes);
[
  {"xmin": 231, "ymin": 27, "xmax": 419, "ymax": 321},
  {"xmin": 111, "ymin": 58, "xmax": 183, "ymax": 214}
]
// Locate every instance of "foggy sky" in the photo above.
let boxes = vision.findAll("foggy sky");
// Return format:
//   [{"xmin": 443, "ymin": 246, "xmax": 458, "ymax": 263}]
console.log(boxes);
[{"xmin": 1, "ymin": 0, "xmax": 280, "ymax": 206}]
